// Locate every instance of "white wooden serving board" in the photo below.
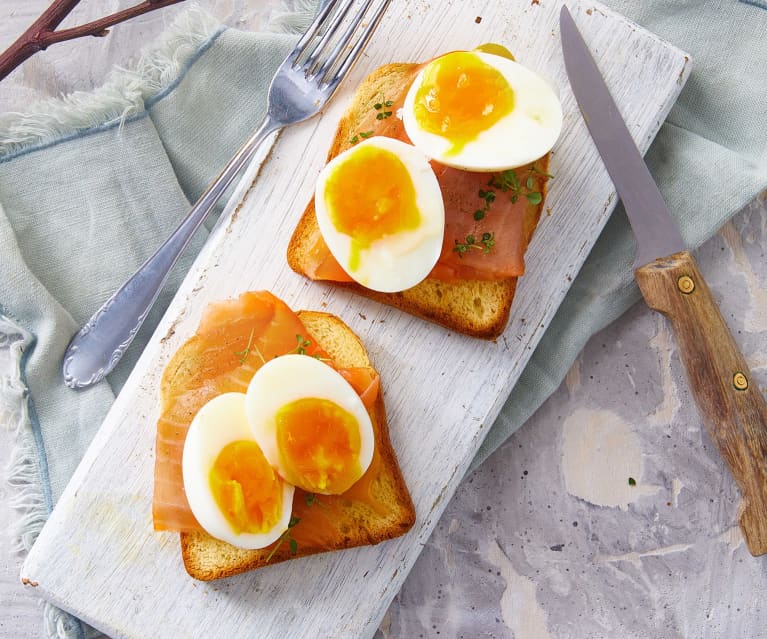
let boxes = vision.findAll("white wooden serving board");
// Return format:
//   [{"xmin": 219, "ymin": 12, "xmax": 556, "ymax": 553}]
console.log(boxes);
[{"xmin": 22, "ymin": 1, "xmax": 690, "ymax": 637}]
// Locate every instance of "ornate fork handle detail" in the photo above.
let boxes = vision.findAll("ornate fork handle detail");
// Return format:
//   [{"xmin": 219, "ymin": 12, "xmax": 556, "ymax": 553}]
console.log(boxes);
[{"xmin": 63, "ymin": 296, "xmax": 149, "ymax": 388}]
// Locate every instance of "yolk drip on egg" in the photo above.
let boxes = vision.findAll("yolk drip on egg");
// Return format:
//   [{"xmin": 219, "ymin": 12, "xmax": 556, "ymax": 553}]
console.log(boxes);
[
  {"xmin": 323, "ymin": 144, "xmax": 420, "ymax": 272},
  {"xmin": 275, "ymin": 397, "xmax": 362, "ymax": 494},
  {"xmin": 209, "ymin": 440, "xmax": 284, "ymax": 534},
  {"xmin": 414, "ymin": 51, "xmax": 514, "ymax": 155},
  {"xmin": 473, "ymin": 42, "xmax": 515, "ymax": 61}
]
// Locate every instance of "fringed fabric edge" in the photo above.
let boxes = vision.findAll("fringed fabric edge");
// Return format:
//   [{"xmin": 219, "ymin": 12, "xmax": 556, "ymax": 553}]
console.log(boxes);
[
  {"xmin": 0, "ymin": 5, "xmax": 223, "ymax": 161},
  {"xmin": 0, "ymin": 317, "xmax": 46, "ymax": 554},
  {"xmin": 0, "ymin": 0, "xmax": 323, "ymax": 161}
]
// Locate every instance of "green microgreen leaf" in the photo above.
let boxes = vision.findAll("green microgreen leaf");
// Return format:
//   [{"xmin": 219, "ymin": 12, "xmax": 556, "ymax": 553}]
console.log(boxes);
[
  {"xmin": 294, "ymin": 334, "xmax": 312, "ymax": 355},
  {"xmin": 526, "ymin": 191, "xmax": 543, "ymax": 205},
  {"xmin": 234, "ymin": 328, "xmax": 255, "ymax": 365},
  {"xmin": 350, "ymin": 130, "xmax": 375, "ymax": 145},
  {"xmin": 476, "ymin": 168, "xmax": 551, "ymax": 260},
  {"xmin": 373, "ymin": 96, "xmax": 393, "ymax": 120},
  {"xmin": 265, "ymin": 517, "xmax": 301, "ymax": 563},
  {"xmin": 304, "ymin": 492, "xmax": 328, "ymax": 510},
  {"xmin": 530, "ymin": 165, "xmax": 554, "ymax": 178},
  {"xmin": 473, "ymin": 188, "xmax": 496, "ymax": 222},
  {"xmin": 453, "ymin": 232, "xmax": 495, "ymax": 257}
]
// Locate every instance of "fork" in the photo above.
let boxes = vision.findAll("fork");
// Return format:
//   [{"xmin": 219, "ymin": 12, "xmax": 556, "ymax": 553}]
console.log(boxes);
[{"xmin": 62, "ymin": 0, "xmax": 391, "ymax": 389}]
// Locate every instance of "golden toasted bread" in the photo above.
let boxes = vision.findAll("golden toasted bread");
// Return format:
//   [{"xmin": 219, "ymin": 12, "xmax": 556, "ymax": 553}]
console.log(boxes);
[
  {"xmin": 287, "ymin": 62, "xmax": 549, "ymax": 339},
  {"xmin": 178, "ymin": 310, "xmax": 415, "ymax": 581}
]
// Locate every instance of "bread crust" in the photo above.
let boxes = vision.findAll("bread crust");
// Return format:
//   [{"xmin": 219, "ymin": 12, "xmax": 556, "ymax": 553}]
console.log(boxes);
[
  {"xmin": 287, "ymin": 61, "xmax": 549, "ymax": 339},
  {"xmin": 178, "ymin": 310, "xmax": 415, "ymax": 581}
]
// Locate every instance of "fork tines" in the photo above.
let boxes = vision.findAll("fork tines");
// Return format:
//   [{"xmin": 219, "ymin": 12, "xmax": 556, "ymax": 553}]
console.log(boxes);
[{"xmin": 293, "ymin": 0, "xmax": 392, "ymax": 87}]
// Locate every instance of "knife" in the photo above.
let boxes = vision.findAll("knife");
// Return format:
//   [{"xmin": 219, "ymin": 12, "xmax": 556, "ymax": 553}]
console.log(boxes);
[{"xmin": 560, "ymin": 5, "xmax": 767, "ymax": 556}]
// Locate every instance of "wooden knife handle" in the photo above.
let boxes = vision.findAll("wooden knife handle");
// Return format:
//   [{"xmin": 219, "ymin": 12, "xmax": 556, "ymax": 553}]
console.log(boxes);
[{"xmin": 635, "ymin": 250, "xmax": 767, "ymax": 555}]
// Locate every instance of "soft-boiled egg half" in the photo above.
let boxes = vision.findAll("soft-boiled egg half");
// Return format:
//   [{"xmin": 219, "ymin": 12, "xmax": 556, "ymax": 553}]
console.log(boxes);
[
  {"xmin": 314, "ymin": 136, "xmax": 445, "ymax": 292},
  {"xmin": 246, "ymin": 354, "xmax": 374, "ymax": 495},
  {"xmin": 402, "ymin": 50, "xmax": 562, "ymax": 172},
  {"xmin": 182, "ymin": 392, "xmax": 295, "ymax": 549}
]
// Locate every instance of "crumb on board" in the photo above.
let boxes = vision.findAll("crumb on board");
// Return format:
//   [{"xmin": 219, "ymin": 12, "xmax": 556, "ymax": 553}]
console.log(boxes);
[{"xmin": 475, "ymin": 15, "xmax": 482, "ymax": 23}]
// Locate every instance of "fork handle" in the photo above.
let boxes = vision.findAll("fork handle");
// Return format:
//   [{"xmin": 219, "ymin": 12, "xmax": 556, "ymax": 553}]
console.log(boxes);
[{"xmin": 62, "ymin": 115, "xmax": 280, "ymax": 389}]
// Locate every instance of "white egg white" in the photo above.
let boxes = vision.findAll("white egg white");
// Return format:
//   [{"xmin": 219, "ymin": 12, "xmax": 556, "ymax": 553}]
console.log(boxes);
[
  {"xmin": 402, "ymin": 51, "xmax": 563, "ymax": 172},
  {"xmin": 245, "ymin": 355, "xmax": 375, "ymax": 495},
  {"xmin": 182, "ymin": 392, "xmax": 295, "ymax": 549},
  {"xmin": 314, "ymin": 136, "xmax": 445, "ymax": 293}
]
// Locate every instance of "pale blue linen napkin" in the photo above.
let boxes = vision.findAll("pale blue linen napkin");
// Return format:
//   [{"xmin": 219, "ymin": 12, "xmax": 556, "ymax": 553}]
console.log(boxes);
[{"xmin": 1, "ymin": 1, "xmax": 766, "ymax": 638}]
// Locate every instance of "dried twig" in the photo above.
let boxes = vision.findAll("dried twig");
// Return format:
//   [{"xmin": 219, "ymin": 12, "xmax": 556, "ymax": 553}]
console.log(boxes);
[{"xmin": 0, "ymin": 0, "xmax": 187, "ymax": 82}]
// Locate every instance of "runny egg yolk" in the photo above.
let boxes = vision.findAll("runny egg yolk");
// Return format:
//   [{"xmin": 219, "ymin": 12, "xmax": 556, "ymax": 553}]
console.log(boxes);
[
  {"xmin": 414, "ymin": 51, "xmax": 514, "ymax": 155},
  {"xmin": 323, "ymin": 144, "xmax": 420, "ymax": 272},
  {"xmin": 275, "ymin": 397, "xmax": 362, "ymax": 494},
  {"xmin": 209, "ymin": 440, "xmax": 284, "ymax": 535}
]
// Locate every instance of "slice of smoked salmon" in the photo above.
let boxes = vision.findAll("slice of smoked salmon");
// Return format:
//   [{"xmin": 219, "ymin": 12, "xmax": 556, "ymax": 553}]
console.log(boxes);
[
  {"xmin": 338, "ymin": 367, "xmax": 380, "ymax": 410},
  {"xmin": 152, "ymin": 291, "xmax": 380, "ymax": 533},
  {"xmin": 301, "ymin": 64, "xmax": 548, "ymax": 285}
]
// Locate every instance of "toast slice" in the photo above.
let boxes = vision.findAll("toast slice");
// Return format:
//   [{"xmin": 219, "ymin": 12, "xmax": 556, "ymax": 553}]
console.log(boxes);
[
  {"xmin": 287, "ymin": 62, "xmax": 548, "ymax": 339},
  {"xmin": 179, "ymin": 310, "xmax": 415, "ymax": 581}
]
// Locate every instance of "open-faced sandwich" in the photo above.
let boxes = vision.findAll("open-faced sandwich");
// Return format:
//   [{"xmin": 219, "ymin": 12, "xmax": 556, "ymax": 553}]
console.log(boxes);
[
  {"xmin": 288, "ymin": 46, "xmax": 562, "ymax": 338},
  {"xmin": 152, "ymin": 290, "xmax": 415, "ymax": 580}
]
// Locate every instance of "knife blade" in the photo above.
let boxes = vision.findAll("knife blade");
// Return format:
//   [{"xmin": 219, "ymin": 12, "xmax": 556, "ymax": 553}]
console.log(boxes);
[{"xmin": 560, "ymin": 5, "xmax": 767, "ymax": 556}]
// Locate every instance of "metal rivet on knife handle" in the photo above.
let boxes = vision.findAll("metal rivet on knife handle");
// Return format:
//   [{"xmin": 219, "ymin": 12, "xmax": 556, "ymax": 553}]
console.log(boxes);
[
  {"xmin": 734, "ymin": 372, "xmax": 749, "ymax": 391},
  {"xmin": 677, "ymin": 275, "xmax": 695, "ymax": 294}
]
